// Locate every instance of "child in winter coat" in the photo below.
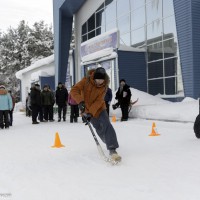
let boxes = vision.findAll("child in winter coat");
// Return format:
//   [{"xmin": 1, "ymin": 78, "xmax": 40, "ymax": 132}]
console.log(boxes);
[
  {"xmin": 0, "ymin": 85, "xmax": 13, "ymax": 129},
  {"xmin": 68, "ymin": 93, "xmax": 79, "ymax": 123}
]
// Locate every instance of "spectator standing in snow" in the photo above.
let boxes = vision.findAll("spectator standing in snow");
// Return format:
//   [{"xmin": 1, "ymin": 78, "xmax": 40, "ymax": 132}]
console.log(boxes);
[
  {"xmin": 104, "ymin": 87, "xmax": 112, "ymax": 116},
  {"xmin": 68, "ymin": 92, "xmax": 79, "ymax": 123},
  {"xmin": 70, "ymin": 67, "xmax": 121, "ymax": 161},
  {"xmin": 115, "ymin": 79, "xmax": 131, "ymax": 121},
  {"xmin": 8, "ymin": 90, "xmax": 15, "ymax": 126},
  {"xmin": 30, "ymin": 83, "xmax": 42, "ymax": 124},
  {"xmin": 0, "ymin": 85, "xmax": 13, "ymax": 129},
  {"xmin": 41, "ymin": 85, "xmax": 55, "ymax": 122},
  {"xmin": 26, "ymin": 93, "xmax": 32, "ymax": 117},
  {"xmin": 56, "ymin": 82, "xmax": 68, "ymax": 122}
]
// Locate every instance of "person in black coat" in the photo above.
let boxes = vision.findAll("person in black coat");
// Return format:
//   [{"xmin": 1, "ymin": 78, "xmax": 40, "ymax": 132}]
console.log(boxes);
[
  {"xmin": 56, "ymin": 82, "xmax": 68, "ymax": 122},
  {"xmin": 30, "ymin": 83, "xmax": 42, "ymax": 124},
  {"xmin": 104, "ymin": 87, "xmax": 112, "ymax": 116},
  {"xmin": 115, "ymin": 79, "xmax": 132, "ymax": 121}
]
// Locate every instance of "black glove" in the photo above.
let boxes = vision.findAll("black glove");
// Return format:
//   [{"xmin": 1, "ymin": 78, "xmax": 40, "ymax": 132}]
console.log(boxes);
[
  {"xmin": 78, "ymin": 101, "xmax": 85, "ymax": 113},
  {"xmin": 82, "ymin": 113, "xmax": 92, "ymax": 122}
]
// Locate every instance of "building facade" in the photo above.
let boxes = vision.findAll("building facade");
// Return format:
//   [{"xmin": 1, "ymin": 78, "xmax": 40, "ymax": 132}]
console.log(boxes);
[{"xmin": 53, "ymin": 0, "xmax": 200, "ymax": 100}]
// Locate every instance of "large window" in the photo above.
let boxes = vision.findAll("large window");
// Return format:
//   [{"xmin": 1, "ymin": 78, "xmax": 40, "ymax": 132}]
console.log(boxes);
[{"xmin": 81, "ymin": 0, "xmax": 183, "ymax": 97}]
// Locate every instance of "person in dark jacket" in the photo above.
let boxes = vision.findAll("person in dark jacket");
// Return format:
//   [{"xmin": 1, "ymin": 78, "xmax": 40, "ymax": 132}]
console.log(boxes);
[
  {"xmin": 8, "ymin": 90, "xmax": 15, "ymax": 126},
  {"xmin": 104, "ymin": 87, "xmax": 112, "ymax": 116},
  {"xmin": 30, "ymin": 83, "xmax": 42, "ymax": 124},
  {"xmin": 41, "ymin": 85, "xmax": 55, "ymax": 122},
  {"xmin": 115, "ymin": 79, "xmax": 132, "ymax": 121},
  {"xmin": 56, "ymin": 82, "xmax": 68, "ymax": 122}
]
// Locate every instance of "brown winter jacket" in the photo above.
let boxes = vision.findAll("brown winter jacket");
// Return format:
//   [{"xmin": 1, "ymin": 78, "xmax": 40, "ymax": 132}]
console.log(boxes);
[{"xmin": 70, "ymin": 69, "xmax": 109, "ymax": 118}]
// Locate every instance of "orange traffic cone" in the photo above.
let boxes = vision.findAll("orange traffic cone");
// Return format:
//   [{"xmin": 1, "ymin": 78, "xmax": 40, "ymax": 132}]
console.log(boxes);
[
  {"xmin": 149, "ymin": 122, "xmax": 160, "ymax": 136},
  {"xmin": 112, "ymin": 115, "xmax": 116, "ymax": 122},
  {"xmin": 51, "ymin": 132, "xmax": 65, "ymax": 148}
]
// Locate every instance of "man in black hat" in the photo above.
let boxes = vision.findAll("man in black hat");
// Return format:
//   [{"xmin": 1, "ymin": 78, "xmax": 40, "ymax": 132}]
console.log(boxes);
[
  {"xmin": 115, "ymin": 79, "xmax": 132, "ymax": 121},
  {"xmin": 55, "ymin": 82, "xmax": 68, "ymax": 122},
  {"xmin": 70, "ymin": 67, "xmax": 121, "ymax": 162},
  {"xmin": 30, "ymin": 83, "xmax": 42, "ymax": 124}
]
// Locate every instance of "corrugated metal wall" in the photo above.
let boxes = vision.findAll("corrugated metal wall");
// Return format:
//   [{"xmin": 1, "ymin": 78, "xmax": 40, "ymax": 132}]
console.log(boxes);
[
  {"xmin": 118, "ymin": 50, "xmax": 147, "ymax": 92},
  {"xmin": 174, "ymin": 0, "xmax": 200, "ymax": 98}
]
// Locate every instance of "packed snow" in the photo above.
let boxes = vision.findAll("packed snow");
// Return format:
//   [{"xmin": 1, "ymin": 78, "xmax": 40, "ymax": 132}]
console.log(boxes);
[{"xmin": 0, "ymin": 88, "xmax": 200, "ymax": 200}]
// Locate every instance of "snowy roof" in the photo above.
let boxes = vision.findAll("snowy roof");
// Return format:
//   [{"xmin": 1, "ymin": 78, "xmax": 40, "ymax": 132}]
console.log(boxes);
[{"xmin": 16, "ymin": 54, "xmax": 54, "ymax": 79}]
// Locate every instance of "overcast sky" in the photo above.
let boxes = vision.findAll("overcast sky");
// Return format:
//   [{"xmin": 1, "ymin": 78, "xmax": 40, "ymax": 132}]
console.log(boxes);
[{"xmin": 0, "ymin": 0, "xmax": 53, "ymax": 32}]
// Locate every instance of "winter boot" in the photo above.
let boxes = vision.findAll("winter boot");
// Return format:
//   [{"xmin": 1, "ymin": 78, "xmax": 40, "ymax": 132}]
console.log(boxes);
[
  {"xmin": 74, "ymin": 117, "xmax": 78, "ymax": 123},
  {"xmin": 109, "ymin": 149, "xmax": 122, "ymax": 162}
]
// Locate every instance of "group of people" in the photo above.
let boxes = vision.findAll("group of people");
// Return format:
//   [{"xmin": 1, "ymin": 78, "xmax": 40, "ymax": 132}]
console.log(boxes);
[
  {"xmin": 2, "ymin": 67, "xmax": 131, "ymax": 161},
  {"xmin": 0, "ymin": 85, "xmax": 15, "ymax": 129}
]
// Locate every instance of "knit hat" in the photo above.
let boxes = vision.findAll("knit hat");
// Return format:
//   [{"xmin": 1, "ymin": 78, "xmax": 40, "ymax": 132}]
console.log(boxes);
[
  {"xmin": 58, "ymin": 82, "xmax": 62, "ymax": 85},
  {"xmin": 120, "ymin": 79, "xmax": 126, "ymax": 83},
  {"xmin": 93, "ymin": 67, "xmax": 106, "ymax": 80},
  {"xmin": 0, "ymin": 85, "xmax": 5, "ymax": 89}
]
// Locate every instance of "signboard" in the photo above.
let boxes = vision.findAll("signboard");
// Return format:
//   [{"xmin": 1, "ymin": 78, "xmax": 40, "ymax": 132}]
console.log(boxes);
[{"xmin": 81, "ymin": 29, "xmax": 118, "ymax": 58}]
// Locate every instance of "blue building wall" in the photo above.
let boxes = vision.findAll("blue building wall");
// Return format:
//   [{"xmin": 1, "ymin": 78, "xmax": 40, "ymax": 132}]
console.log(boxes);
[
  {"xmin": 53, "ymin": 0, "xmax": 86, "ymax": 86},
  {"xmin": 118, "ymin": 51, "xmax": 147, "ymax": 92},
  {"xmin": 174, "ymin": 0, "xmax": 200, "ymax": 99}
]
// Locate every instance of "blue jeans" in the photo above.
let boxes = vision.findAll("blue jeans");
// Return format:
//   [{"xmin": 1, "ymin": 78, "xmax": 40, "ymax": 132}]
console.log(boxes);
[{"xmin": 90, "ymin": 110, "xmax": 119, "ymax": 150}]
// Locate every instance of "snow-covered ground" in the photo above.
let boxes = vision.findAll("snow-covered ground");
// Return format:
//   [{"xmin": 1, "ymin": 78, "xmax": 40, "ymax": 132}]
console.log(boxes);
[{"xmin": 1, "ymin": 89, "xmax": 200, "ymax": 200}]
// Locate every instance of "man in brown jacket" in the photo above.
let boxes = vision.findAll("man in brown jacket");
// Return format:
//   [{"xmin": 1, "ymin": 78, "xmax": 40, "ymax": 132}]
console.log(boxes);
[{"xmin": 70, "ymin": 67, "xmax": 121, "ymax": 162}]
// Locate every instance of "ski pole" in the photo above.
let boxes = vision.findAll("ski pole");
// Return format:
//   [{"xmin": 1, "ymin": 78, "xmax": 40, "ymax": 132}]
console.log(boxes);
[{"xmin": 84, "ymin": 118, "xmax": 111, "ymax": 163}]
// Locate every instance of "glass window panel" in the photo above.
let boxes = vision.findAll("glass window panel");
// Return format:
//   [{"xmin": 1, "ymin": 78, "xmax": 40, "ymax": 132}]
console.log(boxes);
[
  {"xmin": 88, "ymin": 14, "xmax": 95, "ymax": 32},
  {"xmin": 165, "ymin": 77, "xmax": 176, "ymax": 95},
  {"xmin": 117, "ymin": 0, "xmax": 130, "ymax": 17},
  {"xmin": 120, "ymin": 32, "xmax": 131, "ymax": 46},
  {"xmin": 163, "ymin": 15, "xmax": 177, "ymax": 39},
  {"xmin": 131, "ymin": 27, "xmax": 145, "ymax": 47},
  {"xmin": 147, "ymin": 41, "xmax": 163, "ymax": 61},
  {"xmin": 148, "ymin": 60, "xmax": 163, "ymax": 79},
  {"xmin": 96, "ymin": 9, "xmax": 106, "ymax": 28},
  {"xmin": 146, "ymin": 0, "xmax": 162, "ymax": 25},
  {"xmin": 105, "ymin": 1, "xmax": 116, "ymax": 24},
  {"xmin": 97, "ymin": 3, "xmax": 105, "ymax": 12},
  {"xmin": 130, "ymin": 0, "xmax": 145, "ymax": 10},
  {"xmin": 117, "ymin": 14, "xmax": 130, "ymax": 34},
  {"xmin": 164, "ymin": 58, "xmax": 177, "ymax": 77},
  {"xmin": 131, "ymin": 6, "xmax": 145, "ymax": 30},
  {"xmin": 163, "ymin": 0, "xmax": 174, "ymax": 17},
  {"xmin": 105, "ymin": 0, "xmax": 113, "ymax": 6},
  {"xmin": 82, "ymin": 34, "xmax": 87, "ymax": 42},
  {"xmin": 82, "ymin": 23, "xmax": 87, "ymax": 35},
  {"xmin": 88, "ymin": 31, "xmax": 95, "ymax": 40},
  {"xmin": 163, "ymin": 38, "xmax": 177, "ymax": 59},
  {"xmin": 147, "ymin": 21, "xmax": 162, "ymax": 44},
  {"xmin": 148, "ymin": 79, "xmax": 164, "ymax": 95},
  {"xmin": 106, "ymin": 21, "xmax": 117, "ymax": 31},
  {"xmin": 96, "ymin": 26, "xmax": 106, "ymax": 36}
]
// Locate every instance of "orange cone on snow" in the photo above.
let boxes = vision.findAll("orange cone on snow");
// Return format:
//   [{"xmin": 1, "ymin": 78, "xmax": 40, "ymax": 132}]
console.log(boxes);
[
  {"xmin": 51, "ymin": 132, "xmax": 65, "ymax": 148},
  {"xmin": 112, "ymin": 115, "xmax": 116, "ymax": 122},
  {"xmin": 149, "ymin": 122, "xmax": 160, "ymax": 136}
]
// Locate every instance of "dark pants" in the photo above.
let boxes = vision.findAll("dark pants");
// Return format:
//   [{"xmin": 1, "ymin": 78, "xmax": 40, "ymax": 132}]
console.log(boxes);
[
  {"xmin": 90, "ymin": 110, "xmax": 119, "ymax": 150},
  {"xmin": 9, "ymin": 110, "xmax": 13, "ymax": 126},
  {"xmin": 43, "ymin": 105, "xmax": 53, "ymax": 121},
  {"xmin": 31, "ymin": 105, "xmax": 40, "ymax": 122},
  {"xmin": 120, "ymin": 104, "xmax": 129, "ymax": 120},
  {"xmin": 0, "ymin": 110, "xmax": 9, "ymax": 128},
  {"xmin": 58, "ymin": 105, "xmax": 67, "ymax": 120},
  {"xmin": 70, "ymin": 105, "xmax": 79, "ymax": 122},
  {"xmin": 105, "ymin": 101, "xmax": 110, "ymax": 116},
  {"xmin": 38, "ymin": 106, "xmax": 43, "ymax": 121}
]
